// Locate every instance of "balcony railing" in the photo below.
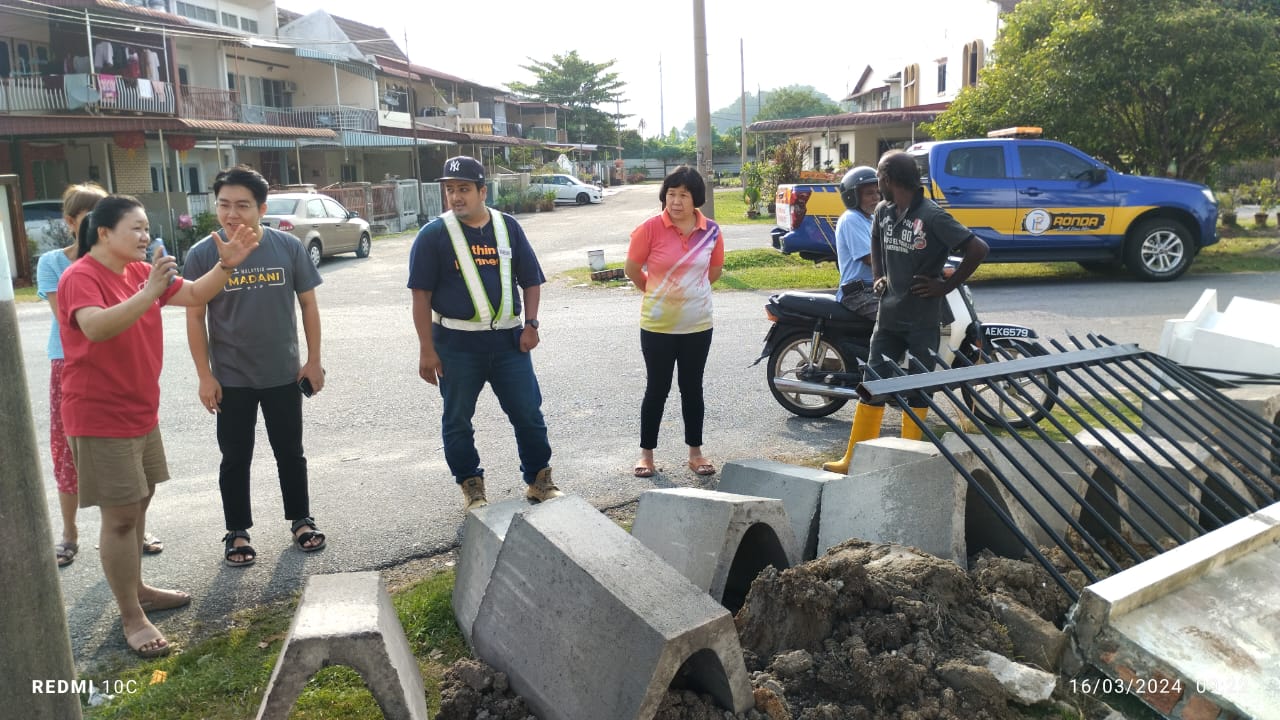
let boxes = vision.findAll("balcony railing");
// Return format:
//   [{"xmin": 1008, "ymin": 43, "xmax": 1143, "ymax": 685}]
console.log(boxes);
[
  {"xmin": 239, "ymin": 104, "xmax": 377, "ymax": 133},
  {"xmin": 181, "ymin": 86, "xmax": 239, "ymax": 121},
  {"xmin": 0, "ymin": 73, "xmax": 176, "ymax": 114},
  {"xmin": 0, "ymin": 75, "xmax": 376, "ymax": 136},
  {"xmin": 0, "ymin": 74, "xmax": 241, "ymax": 118},
  {"xmin": 525, "ymin": 126, "xmax": 566, "ymax": 143},
  {"xmin": 493, "ymin": 120, "xmax": 523, "ymax": 138}
]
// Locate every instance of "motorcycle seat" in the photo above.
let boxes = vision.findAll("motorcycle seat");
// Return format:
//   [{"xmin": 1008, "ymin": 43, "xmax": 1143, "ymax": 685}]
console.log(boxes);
[{"xmin": 774, "ymin": 291, "xmax": 875, "ymax": 327}]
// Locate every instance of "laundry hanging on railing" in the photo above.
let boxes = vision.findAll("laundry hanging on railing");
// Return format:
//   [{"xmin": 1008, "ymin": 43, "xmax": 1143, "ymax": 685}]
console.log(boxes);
[{"xmin": 98, "ymin": 74, "xmax": 118, "ymax": 103}]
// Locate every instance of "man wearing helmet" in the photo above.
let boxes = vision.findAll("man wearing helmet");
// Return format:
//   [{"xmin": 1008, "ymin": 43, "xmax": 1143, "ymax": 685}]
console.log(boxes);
[
  {"xmin": 834, "ymin": 165, "xmax": 881, "ymax": 320},
  {"xmin": 408, "ymin": 156, "xmax": 562, "ymax": 511}
]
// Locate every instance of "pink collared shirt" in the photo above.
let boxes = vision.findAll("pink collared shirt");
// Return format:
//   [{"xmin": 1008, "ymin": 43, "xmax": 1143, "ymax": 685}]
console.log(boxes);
[{"xmin": 627, "ymin": 209, "xmax": 724, "ymax": 334}]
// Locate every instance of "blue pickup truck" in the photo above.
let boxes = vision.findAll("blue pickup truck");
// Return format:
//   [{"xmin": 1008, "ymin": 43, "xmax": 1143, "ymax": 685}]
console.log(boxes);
[{"xmin": 772, "ymin": 128, "xmax": 1219, "ymax": 281}]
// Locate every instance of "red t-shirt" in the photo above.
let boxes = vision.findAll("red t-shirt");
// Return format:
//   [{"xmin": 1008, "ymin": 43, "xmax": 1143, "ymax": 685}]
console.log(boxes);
[{"xmin": 57, "ymin": 256, "xmax": 183, "ymax": 438}]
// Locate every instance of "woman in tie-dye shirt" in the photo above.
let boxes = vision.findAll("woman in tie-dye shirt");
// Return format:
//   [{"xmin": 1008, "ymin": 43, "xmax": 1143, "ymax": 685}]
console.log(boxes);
[{"xmin": 625, "ymin": 165, "xmax": 724, "ymax": 479}]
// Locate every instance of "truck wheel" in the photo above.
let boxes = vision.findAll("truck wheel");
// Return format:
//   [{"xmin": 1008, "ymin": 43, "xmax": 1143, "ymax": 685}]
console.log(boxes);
[
  {"xmin": 766, "ymin": 332, "xmax": 851, "ymax": 417},
  {"xmin": 961, "ymin": 339, "xmax": 1058, "ymax": 429},
  {"xmin": 1124, "ymin": 219, "xmax": 1193, "ymax": 281}
]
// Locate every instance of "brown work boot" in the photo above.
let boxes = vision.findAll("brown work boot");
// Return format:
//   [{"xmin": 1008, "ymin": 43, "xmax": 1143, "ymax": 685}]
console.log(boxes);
[
  {"xmin": 460, "ymin": 476, "xmax": 488, "ymax": 511},
  {"xmin": 525, "ymin": 467, "xmax": 563, "ymax": 503}
]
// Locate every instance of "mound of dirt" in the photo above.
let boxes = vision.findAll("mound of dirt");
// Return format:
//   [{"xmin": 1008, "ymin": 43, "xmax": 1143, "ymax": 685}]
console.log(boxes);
[
  {"xmin": 735, "ymin": 540, "xmax": 1021, "ymax": 719},
  {"xmin": 438, "ymin": 539, "xmax": 1124, "ymax": 720}
]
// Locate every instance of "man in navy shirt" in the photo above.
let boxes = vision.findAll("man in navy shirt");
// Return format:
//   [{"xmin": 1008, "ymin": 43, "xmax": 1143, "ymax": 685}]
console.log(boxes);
[
  {"xmin": 824, "ymin": 151, "xmax": 988, "ymax": 473},
  {"xmin": 408, "ymin": 156, "xmax": 561, "ymax": 511}
]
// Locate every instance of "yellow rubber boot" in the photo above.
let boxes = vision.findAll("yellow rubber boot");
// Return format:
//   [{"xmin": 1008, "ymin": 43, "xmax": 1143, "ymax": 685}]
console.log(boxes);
[
  {"xmin": 900, "ymin": 407, "xmax": 929, "ymax": 441},
  {"xmin": 822, "ymin": 404, "xmax": 885, "ymax": 473}
]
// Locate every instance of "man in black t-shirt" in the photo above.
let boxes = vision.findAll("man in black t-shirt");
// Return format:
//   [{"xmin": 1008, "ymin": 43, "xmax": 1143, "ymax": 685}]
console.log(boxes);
[{"xmin": 824, "ymin": 150, "xmax": 988, "ymax": 473}]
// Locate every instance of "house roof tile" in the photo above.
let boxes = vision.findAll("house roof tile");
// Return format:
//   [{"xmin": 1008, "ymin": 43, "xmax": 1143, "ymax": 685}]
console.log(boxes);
[
  {"xmin": 747, "ymin": 103, "xmax": 949, "ymax": 133},
  {"xmin": 0, "ymin": 115, "xmax": 336, "ymax": 140}
]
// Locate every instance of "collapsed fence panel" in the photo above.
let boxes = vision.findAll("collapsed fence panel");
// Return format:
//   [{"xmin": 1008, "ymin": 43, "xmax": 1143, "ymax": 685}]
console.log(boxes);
[{"xmin": 857, "ymin": 336, "xmax": 1280, "ymax": 601}]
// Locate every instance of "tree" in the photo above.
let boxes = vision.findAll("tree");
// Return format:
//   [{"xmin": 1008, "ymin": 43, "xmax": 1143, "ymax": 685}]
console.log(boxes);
[
  {"xmin": 925, "ymin": 0, "xmax": 1280, "ymax": 183},
  {"xmin": 755, "ymin": 86, "xmax": 841, "ymax": 122},
  {"xmin": 507, "ymin": 50, "xmax": 627, "ymax": 147}
]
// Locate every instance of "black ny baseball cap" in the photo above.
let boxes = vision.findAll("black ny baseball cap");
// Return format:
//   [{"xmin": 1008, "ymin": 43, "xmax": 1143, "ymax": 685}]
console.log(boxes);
[{"xmin": 437, "ymin": 156, "xmax": 485, "ymax": 183}]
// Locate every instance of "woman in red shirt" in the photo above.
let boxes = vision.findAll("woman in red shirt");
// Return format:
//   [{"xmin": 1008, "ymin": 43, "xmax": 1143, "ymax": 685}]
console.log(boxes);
[{"xmin": 58, "ymin": 194, "xmax": 259, "ymax": 658}]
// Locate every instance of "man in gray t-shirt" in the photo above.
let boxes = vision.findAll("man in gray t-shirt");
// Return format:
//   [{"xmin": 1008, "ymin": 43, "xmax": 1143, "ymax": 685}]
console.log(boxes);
[
  {"xmin": 823, "ymin": 151, "xmax": 988, "ymax": 473},
  {"xmin": 183, "ymin": 166, "xmax": 326, "ymax": 568}
]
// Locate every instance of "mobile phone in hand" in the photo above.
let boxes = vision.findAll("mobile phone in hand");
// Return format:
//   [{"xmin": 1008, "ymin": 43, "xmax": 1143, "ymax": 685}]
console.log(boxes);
[{"xmin": 298, "ymin": 376, "xmax": 315, "ymax": 398}]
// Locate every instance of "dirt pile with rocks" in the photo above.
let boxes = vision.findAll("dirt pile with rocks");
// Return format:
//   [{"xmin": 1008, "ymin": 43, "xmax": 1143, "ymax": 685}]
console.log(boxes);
[{"xmin": 437, "ymin": 539, "xmax": 1123, "ymax": 720}]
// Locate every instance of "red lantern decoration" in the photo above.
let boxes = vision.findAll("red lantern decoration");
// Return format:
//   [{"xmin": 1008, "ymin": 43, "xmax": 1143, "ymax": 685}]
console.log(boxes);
[
  {"xmin": 113, "ymin": 131, "xmax": 146, "ymax": 159},
  {"xmin": 165, "ymin": 134, "xmax": 197, "ymax": 161}
]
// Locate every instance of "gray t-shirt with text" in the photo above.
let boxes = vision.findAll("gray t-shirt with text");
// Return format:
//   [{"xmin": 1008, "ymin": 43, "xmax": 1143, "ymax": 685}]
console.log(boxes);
[
  {"xmin": 872, "ymin": 191, "xmax": 973, "ymax": 331},
  {"xmin": 184, "ymin": 227, "xmax": 322, "ymax": 388}
]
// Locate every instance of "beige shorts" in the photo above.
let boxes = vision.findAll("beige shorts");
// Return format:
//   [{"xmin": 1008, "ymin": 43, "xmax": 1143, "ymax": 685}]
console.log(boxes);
[{"xmin": 68, "ymin": 427, "xmax": 170, "ymax": 508}]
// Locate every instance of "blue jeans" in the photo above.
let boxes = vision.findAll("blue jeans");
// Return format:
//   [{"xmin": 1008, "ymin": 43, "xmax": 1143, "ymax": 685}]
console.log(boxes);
[
  {"xmin": 864, "ymin": 325, "xmax": 941, "ymax": 409},
  {"xmin": 435, "ymin": 345, "xmax": 551, "ymax": 484}
]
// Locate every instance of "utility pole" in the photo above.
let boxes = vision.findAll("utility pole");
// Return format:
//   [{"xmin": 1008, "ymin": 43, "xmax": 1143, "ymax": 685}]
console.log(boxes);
[
  {"xmin": 405, "ymin": 30, "xmax": 421, "ymax": 184},
  {"xmin": 693, "ymin": 0, "xmax": 714, "ymax": 219},
  {"xmin": 1, "ymin": 176, "xmax": 82, "ymax": 720},
  {"xmin": 739, "ymin": 38, "xmax": 747, "ymax": 170},
  {"xmin": 658, "ymin": 54, "xmax": 664, "ymax": 138}
]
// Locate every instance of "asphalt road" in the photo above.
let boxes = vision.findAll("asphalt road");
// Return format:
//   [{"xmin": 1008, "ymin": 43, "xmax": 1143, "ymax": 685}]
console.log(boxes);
[{"xmin": 14, "ymin": 184, "xmax": 1280, "ymax": 669}]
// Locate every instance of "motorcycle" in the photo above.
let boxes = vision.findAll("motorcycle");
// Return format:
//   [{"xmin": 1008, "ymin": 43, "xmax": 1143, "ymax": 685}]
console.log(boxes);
[{"xmin": 756, "ymin": 278, "xmax": 1059, "ymax": 428}]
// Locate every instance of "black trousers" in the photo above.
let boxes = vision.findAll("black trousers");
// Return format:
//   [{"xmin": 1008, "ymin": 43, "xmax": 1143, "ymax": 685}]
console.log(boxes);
[
  {"xmin": 216, "ymin": 383, "xmax": 309, "ymax": 531},
  {"xmin": 639, "ymin": 328, "xmax": 713, "ymax": 449}
]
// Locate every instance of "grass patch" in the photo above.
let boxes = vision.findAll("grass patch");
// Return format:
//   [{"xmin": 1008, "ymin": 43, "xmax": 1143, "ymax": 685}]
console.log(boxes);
[
  {"xmin": 560, "ymin": 248, "xmax": 838, "ymax": 291},
  {"xmin": 84, "ymin": 570, "xmax": 467, "ymax": 720},
  {"xmin": 561, "ymin": 232, "xmax": 1280, "ymax": 290},
  {"xmin": 965, "ymin": 234, "xmax": 1280, "ymax": 282},
  {"xmin": 13, "ymin": 285, "xmax": 39, "ymax": 303},
  {"xmin": 967, "ymin": 392, "xmax": 1143, "ymax": 444},
  {"xmin": 710, "ymin": 188, "xmax": 776, "ymax": 226}
]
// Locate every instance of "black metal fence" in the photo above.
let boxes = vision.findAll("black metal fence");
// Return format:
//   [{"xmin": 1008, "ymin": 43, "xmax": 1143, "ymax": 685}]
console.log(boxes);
[{"xmin": 858, "ymin": 335, "xmax": 1280, "ymax": 601}]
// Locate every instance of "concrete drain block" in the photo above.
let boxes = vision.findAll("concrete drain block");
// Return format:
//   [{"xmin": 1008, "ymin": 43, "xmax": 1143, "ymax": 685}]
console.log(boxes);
[
  {"xmin": 452, "ymin": 498, "xmax": 530, "ymax": 646},
  {"xmin": 631, "ymin": 487, "xmax": 800, "ymax": 612},
  {"xmin": 471, "ymin": 495, "xmax": 753, "ymax": 720},
  {"xmin": 718, "ymin": 459, "xmax": 843, "ymax": 560},
  {"xmin": 256, "ymin": 572, "xmax": 427, "ymax": 720}
]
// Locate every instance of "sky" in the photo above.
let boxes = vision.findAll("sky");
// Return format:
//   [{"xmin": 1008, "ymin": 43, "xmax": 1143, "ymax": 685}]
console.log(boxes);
[{"xmin": 277, "ymin": 0, "xmax": 1004, "ymax": 137}]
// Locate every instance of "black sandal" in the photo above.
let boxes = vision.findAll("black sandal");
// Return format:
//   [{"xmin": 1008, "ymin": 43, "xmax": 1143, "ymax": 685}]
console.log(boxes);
[
  {"xmin": 222, "ymin": 530, "xmax": 256, "ymax": 567},
  {"xmin": 291, "ymin": 517, "xmax": 326, "ymax": 552}
]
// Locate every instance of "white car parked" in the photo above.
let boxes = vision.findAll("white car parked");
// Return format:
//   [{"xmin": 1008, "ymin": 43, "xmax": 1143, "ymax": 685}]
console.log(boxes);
[
  {"xmin": 529, "ymin": 174, "xmax": 603, "ymax": 205},
  {"xmin": 22, "ymin": 200, "xmax": 70, "ymax": 255}
]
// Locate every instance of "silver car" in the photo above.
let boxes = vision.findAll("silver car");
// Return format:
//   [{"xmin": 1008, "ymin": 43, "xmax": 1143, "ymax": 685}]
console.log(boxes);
[{"xmin": 262, "ymin": 192, "xmax": 372, "ymax": 267}]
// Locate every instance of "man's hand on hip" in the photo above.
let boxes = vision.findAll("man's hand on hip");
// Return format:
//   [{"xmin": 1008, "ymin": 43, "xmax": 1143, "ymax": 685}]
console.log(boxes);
[{"xmin": 910, "ymin": 274, "xmax": 947, "ymax": 298}]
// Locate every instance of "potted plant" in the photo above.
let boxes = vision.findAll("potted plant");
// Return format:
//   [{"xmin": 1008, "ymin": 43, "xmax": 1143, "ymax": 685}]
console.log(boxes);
[
  {"xmin": 741, "ymin": 161, "xmax": 764, "ymax": 218},
  {"xmin": 1217, "ymin": 189, "xmax": 1237, "ymax": 227},
  {"xmin": 1252, "ymin": 179, "xmax": 1275, "ymax": 228}
]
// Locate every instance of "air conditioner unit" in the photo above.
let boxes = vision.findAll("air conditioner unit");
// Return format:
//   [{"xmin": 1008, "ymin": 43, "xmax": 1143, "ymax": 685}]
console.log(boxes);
[{"xmin": 283, "ymin": 81, "xmax": 298, "ymax": 93}]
